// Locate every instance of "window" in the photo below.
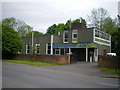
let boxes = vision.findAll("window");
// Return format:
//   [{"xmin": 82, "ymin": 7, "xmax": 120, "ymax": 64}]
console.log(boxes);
[
  {"xmin": 55, "ymin": 48, "xmax": 60, "ymax": 55},
  {"xmin": 47, "ymin": 43, "xmax": 51, "ymax": 54},
  {"xmin": 65, "ymin": 48, "xmax": 69, "ymax": 54},
  {"xmin": 63, "ymin": 31, "xmax": 68, "ymax": 43},
  {"xmin": 95, "ymin": 30, "xmax": 99, "ymax": 37},
  {"xmin": 26, "ymin": 44, "xmax": 30, "ymax": 54},
  {"xmin": 72, "ymin": 30, "xmax": 78, "ymax": 43},
  {"xmin": 36, "ymin": 44, "xmax": 40, "ymax": 54},
  {"xmin": 60, "ymin": 48, "xmax": 64, "ymax": 55}
]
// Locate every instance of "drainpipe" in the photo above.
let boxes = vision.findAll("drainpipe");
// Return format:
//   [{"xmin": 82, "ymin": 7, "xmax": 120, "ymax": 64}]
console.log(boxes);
[
  {"xmin": 32, "ymin": 32, "xmax": 34, "ymax": 54},
  {"xmin": 51, "ymin": 35, "xmax": 53, "ymax": 55}
]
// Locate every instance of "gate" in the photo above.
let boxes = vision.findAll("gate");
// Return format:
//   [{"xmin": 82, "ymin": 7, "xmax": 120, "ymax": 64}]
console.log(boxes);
[{"xmin": 70, "ymin": 55, "xmax": 77, "ymax": 64}]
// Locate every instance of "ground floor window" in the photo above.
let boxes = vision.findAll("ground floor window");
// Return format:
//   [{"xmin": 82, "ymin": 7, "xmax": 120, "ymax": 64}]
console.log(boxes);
[
  {"xmin": 60, "ymin": 48, "xmax": 64, "ymax": 55},
  {"xmin": 55, "ymin": 48, "xmax": 60, "ymax": 55},
  {"xmin": 36, "ymin": 44, "xmax": 40, "ymax": 54},
  {"xmin": 26, "ymin": 44, "xmax": 30, "ymax": 54},
  {"xmin": 46, "ymin": 43, "xmax": 51, "ymax": 54},
  {"xmin": 53, "ymin": 48, "xmax": 69, "ymax": 55},
  {"xmin": 65, "ymin": 48, "xmax": 69, "ymax": 54}
]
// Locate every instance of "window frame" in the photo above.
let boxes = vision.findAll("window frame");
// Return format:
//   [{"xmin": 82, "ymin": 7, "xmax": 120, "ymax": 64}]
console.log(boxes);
[
  {"xmin": 35, "ymin": 44, "xmax": 40, "ymax": 54},
  {"xmin": 55, "ymin": 48, "xmax": 60, "ymax": 55},
  {"xmin": 26, "ymin": 44, "xmax": 30, "ymax": 54},
  {"xmin": 46, "ymin": 43, "xmax": 51, "ymax": 55},
  {"xmin": 72, "ymin": 30, "xmax": 78, "ymax": 43},
  {"xmin": 63, "ymin": 31, "xmax": 68, "ymax": 43}
]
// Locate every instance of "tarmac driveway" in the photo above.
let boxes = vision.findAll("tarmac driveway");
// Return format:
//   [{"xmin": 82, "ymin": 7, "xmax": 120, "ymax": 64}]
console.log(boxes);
[{"xmin": 39, "ymin": 62, "xmax": 118, "ymax": 78}]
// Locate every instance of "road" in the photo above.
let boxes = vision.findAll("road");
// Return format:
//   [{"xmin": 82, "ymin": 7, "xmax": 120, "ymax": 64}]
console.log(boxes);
[{"xmin": 2, "ymin": 62, "xmax": 119, "ymax": 88}]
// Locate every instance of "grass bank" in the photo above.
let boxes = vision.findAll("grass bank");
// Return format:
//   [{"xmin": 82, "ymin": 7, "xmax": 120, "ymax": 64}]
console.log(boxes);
[
  {"xmin": 101, "ymin": 68, "xmax": 120, "ymax": 74},
  {"xmin": 2, "ymin": 59, "xmax": 61, "ymax": 66}
]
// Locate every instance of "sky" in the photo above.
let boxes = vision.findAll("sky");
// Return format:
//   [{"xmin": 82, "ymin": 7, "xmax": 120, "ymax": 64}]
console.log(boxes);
[{"xmin": 1, "ymin": 0, "xmax": 120, "ymax": 33}]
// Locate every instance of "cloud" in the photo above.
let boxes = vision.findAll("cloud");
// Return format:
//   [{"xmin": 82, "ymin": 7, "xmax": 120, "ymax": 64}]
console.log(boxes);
[{"xmin": 2, "ymin": 0, "xmax": 119, "ymax": 33}]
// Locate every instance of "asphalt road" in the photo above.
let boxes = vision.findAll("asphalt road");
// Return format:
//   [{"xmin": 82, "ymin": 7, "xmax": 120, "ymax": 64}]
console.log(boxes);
[{"xmin": 2, "ymin": 62, "xmax": 119, "ymax": 88}]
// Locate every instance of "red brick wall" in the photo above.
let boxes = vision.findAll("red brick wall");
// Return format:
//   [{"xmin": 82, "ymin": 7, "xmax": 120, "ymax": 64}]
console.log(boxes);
[
  {"xmin": 71, "ymin": 23, "xmax": 86, "ymax": 29},
  {"xmin": 11, "ymin": 54, "xmax": 70, "ymax": 64},
  {"xmin": 98, "ymin": 55, "xmax": 120, "ymax": 68}
]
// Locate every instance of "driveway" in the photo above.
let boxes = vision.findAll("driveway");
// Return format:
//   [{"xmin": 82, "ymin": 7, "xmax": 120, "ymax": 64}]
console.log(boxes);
[{"xmin": 39, "ymin": 61, "xmax": 118, "ymax": 78}]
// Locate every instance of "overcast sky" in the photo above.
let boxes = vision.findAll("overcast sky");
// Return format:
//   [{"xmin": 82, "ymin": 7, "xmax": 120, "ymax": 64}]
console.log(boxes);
[{"xmin": 1, "ymin": 0, "xmax": 120, "ymax": 33}]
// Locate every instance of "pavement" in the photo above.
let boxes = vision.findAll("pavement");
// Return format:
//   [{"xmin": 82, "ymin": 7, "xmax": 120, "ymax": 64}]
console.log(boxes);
[
  {"xmin": 2, "ymin": 61, "xmax": 119, "ymax": 88},
  {"xmin": 38, "ymin": 61, "xmax": 119, "ymax": 79}
]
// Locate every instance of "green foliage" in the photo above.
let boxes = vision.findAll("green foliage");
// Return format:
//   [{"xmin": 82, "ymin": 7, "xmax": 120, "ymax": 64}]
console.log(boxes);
[
  {"xmin": 2, "ymin": 17, "xmax": 33, "ymax": 37},
  {"xmin": 46, "ymin": 18, "xmax": 86, "ymax": 35},
  {"xmin": 101, "ymin": 68, "xmax": 120, "ymax": 74},
  {"xmin": 102, "ymin": 17, "xmax": 117, "ymax": 33},
  {"xmin": 72, "ymin": 18, "xmax": 86, "ymax": 24},
  {"xmin": 46, "ymin": 24, "xmax": 59, "ymax": 35},
  {"xmin": 2, "ymin": 24, "xmax": 23, "ymax": 54},
  {"xmin": 110, "ymin": 27, "xmax": 120, "ymax": 56},
  {"xmin": 26, "ymin": 31, "xmax": 44, "ymax": 37}
]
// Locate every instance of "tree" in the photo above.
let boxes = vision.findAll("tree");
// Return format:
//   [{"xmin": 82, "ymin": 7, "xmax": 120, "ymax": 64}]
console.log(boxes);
[
  {"xmin": 46, "ymin": 24, "xmax": 58, "ymax": 34},
  {"xmin": 110, "ymin": 27, "xmax": 120, "ymax": 56},
  {"xmin": 26, "ymin": 31, "xmax": 44, "ymax": 37},
  {"xmin": 88, "ymin": 8, "xmax": 109, "ymax": 31},
  {"xmin": 2, "ymin": 24, "xmax": 23, "ymax": 54},
  {"xmin": 2, "ymin": 17, "xmax": 33, "ymax": 37},
  {"xmin": 72, "ymin": 18, "xmax": 86, "ymax": 24},
  {"xmin": 64, "ymin": 20, "xmax": 71, "ymax": 30},
  {"xmin": 46, "ymin": 18, "xmax": 86, "ymax": 35},
  {"xmin": 101, "ymin": 17, "xmax": 119, "ymax": 55},
  {"xmin": 102, "ymin": 17, "xmax": 118, "ymax": 33}
]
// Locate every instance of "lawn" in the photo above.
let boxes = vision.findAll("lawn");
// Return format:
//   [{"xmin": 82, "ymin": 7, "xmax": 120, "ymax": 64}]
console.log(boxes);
[
  {"xmin": 2, "ymin": 59, "xmax": 61, "ymax": 66},
  {"xmin": 101, "ymin": 68, "xmax": 120, "ymax": 74}
]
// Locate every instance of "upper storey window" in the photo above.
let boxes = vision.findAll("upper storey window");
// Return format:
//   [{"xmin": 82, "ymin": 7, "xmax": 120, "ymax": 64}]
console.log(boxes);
[
  {"xmin": 95, "ymin": 29, "xmax": 110, "ymax": 40},
  {"xmin": 63, "ymin": 31, "xmax": 68, "ymax": 43},
  {"xmin": 72, "ymin": 30, "xmax": 78, "ymax": 43},
  {"xmin": 94, "ymin": 29, "xmax": 111, "ymax": 46}
]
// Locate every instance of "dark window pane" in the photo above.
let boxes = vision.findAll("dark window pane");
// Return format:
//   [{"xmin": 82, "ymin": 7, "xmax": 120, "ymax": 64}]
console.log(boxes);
[
  {"xmin": 65, "ymin": 38, "xmax": 68, "ymax": 42},
  {"xmin": 53, "ymin": 49, "xmax": 55, "ymax": 54},
  {"xmin": 27, "ymin": 50, "xmax": 30, "ymax": 53},
  {"xmin": 47, "ymin": 50, "xmax": 51, "ymax": 54},
  {"xmin": 60, "ymin": 48, "xmax": 64, "ymax": 55},
  {"xmin": 65, "ymin": 48, "xmax": 69, "ymax": 54},
  {"xmin": 73, "ymin": 34, "xmax": 77, "ymax": 38},
  {"xmin": 48, "ymin": 46, "xmax": 51, "ymax": 49},
  {"xmin": 65, "ymin": 32, "xmax": 68, "ymax": 38}
]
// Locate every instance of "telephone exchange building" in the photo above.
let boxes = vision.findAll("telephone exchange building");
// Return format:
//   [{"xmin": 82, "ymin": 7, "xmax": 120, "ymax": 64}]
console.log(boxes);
[{"xmin": 21, "ymin": 23, "xmax": 111, "ymax": 62}]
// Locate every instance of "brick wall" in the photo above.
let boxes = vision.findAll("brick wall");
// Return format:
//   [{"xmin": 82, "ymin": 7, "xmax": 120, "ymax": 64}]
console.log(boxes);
[
  {"xmin": 98, "ymin": 55, "xmax": 120, "ymax": 68},
  {"xmin": 5, "ymin": 54, "xmax": 70, "ymax": 64}
]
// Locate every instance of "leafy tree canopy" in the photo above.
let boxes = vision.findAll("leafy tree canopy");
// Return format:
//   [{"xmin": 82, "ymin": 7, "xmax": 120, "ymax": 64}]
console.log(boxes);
[
  {"xmin": 110, "ymin": 27, "xmax": 120, "ymax": 56},
  {"xmin": 26, "ymin": 31, "xmax": 44, "ymax": 37},
  {"xmin": 46, "ymin": 18, "xmax": 86, "ymax": 35},
  {"xmin": 2, "ymin": 24, "xmax": 23, "ymax": 54},
  {"xmin": 2, "ymin": 17, "xmax": 33, "ymax": 37}
]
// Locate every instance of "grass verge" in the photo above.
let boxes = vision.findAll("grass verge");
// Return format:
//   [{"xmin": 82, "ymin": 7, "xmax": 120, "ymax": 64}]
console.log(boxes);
[
  {"xmin": 2, "ymin": 59, "xmax": 61, "ymax": 66},
  {"xmin": 101, "ymin": 68, "xmax": 120, "ymax": 74}
]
